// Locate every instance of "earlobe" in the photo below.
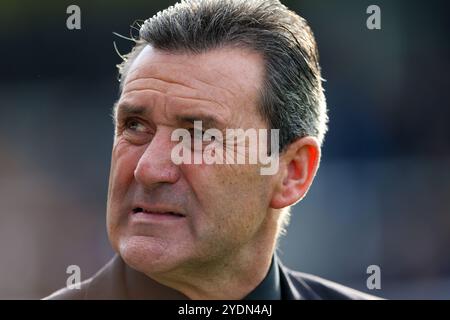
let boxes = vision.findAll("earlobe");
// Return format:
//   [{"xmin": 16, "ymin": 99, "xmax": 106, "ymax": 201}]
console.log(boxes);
[{"xmin": 270, "ymin": 137, "xmax": 320, "ymax": 209}]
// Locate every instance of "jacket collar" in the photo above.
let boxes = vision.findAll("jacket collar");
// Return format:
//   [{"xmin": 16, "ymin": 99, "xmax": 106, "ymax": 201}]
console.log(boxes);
[{"xmin": 85, "ymin": 254, "xmax": 319, "ymax": 300}]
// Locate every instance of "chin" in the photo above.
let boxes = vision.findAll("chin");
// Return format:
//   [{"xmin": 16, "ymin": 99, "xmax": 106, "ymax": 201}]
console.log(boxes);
[{"xmin": 118, "ymin": 235, "xmax": 179, "ymax": 274}]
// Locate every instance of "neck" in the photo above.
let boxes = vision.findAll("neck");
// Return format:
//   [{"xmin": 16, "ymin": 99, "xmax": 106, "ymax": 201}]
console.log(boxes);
[{"xmin": 147, "ymin": 220, "xmax": 279, "ymax": 299}]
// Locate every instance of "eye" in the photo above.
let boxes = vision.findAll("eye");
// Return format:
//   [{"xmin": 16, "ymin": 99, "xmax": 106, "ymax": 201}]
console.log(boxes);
[
  {"xmin": 118, "ymin": 118, "xmax": 152, "ymax": 144},
  {"xmin": 125, "ymin": 119, "xmax": 147, "ymax": 133}
]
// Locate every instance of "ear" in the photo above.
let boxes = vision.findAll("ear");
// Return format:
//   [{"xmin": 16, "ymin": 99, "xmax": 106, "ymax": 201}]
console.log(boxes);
[{"xmin": 270, "ymin": 136, "xmax": 321, "ymax": 209}]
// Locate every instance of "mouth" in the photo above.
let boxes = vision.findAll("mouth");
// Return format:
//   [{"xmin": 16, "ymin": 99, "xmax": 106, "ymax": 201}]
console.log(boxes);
[{"xmin": 131, "ymin": 207, "xmax": 185, "ymax": 218}]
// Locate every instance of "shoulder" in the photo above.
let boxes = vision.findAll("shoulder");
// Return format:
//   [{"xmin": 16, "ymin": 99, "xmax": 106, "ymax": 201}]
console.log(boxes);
[
  {"xmin": 281, "ymin": 265, "xmax": 382, "ymax": 300},
  {"xmin": 43, "ymin": 256, "xmax": 124, "ymax": 300}
]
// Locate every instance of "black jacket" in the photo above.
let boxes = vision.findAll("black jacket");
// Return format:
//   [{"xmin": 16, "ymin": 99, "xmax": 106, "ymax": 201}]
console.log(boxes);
[{"xmin": 44, "ymin": 255, "xmax": 379, "ymax": 300}]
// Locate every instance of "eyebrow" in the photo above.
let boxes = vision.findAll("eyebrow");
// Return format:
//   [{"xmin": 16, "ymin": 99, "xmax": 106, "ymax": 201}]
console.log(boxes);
[
  {"xmin": 112, "ymin": 102, "xmax": 149, "ymax": 123},
  {"xmin": 175, "ymin": 114, "xmax": 224, "ymax": 129},
  {"xmin": 112, "ymin": 102, "xmax": 225, "ymax": 129}
]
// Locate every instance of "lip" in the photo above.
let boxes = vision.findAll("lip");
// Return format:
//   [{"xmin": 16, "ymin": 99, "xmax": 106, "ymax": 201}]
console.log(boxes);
[{"xmin": 129, "ymin": 204, "xmax": 186, "ymax": 222}]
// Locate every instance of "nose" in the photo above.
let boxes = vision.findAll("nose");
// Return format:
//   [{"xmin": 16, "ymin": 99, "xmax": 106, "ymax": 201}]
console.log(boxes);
[{"xmin": 134, "ymin": 128, "xmax": 181, "ymax": 187}]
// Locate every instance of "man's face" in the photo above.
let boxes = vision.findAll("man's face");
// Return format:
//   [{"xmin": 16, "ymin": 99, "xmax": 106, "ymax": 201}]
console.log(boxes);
[{"xmin": 107, "ymin": 45, "xmax": 278, "ymax": 276}]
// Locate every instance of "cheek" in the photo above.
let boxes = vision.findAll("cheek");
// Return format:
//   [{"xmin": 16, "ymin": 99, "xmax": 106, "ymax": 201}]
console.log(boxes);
[
  {"xmin": 182, "ymin": 162, "xmax": 269, "ymax": 230},
  {"xmin": 108, "ymin": 140, "xmax": 144, "ymax": 210},
  {"xmin": 108, "ymin": 140, "xmax": 146, "ymax": 248}
]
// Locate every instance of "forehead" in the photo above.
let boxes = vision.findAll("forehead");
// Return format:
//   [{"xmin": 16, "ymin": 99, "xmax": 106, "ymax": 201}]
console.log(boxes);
[{"xmin": 117, "ymin": 45, "xmax": 265, "ymax": 125}]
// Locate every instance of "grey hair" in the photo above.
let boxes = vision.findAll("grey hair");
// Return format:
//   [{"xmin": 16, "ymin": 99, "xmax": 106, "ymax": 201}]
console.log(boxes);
[{"xmin": 117, "ymin": 0, "xmax": 328, "ymax": 234}]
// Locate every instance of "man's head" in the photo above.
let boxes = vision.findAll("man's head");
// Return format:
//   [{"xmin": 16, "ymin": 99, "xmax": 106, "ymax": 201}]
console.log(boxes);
[{"xmin": 106, "ymin": 0, "xmax": 327, "ymax": 296}]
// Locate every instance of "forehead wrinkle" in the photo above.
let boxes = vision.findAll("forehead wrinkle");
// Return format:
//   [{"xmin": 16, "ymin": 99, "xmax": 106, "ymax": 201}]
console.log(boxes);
[
  {"xmin": 124, "ymin": 76, "xmax": 196, "ymax": 93},
  {"xmin": 121, "ymin": 47, "xmax": 264, "ymax": 129},
  {"xmin": 118, "ymin": 86, "xmax": 231, "ymax": 127},
  {"xmin": 123, "ymin": 77, "xmax": 204, "ymax": 103},
  {"xmin": 121, "ymin": 74, "xmax": 235, "ymax": 125},
  {"xmin": 125, "ymin": 61, "xmax": 240, "ymax": 107},
  {"xmin": 122, "ymin": 87, "xmax": 230, "ymax": 114}
]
